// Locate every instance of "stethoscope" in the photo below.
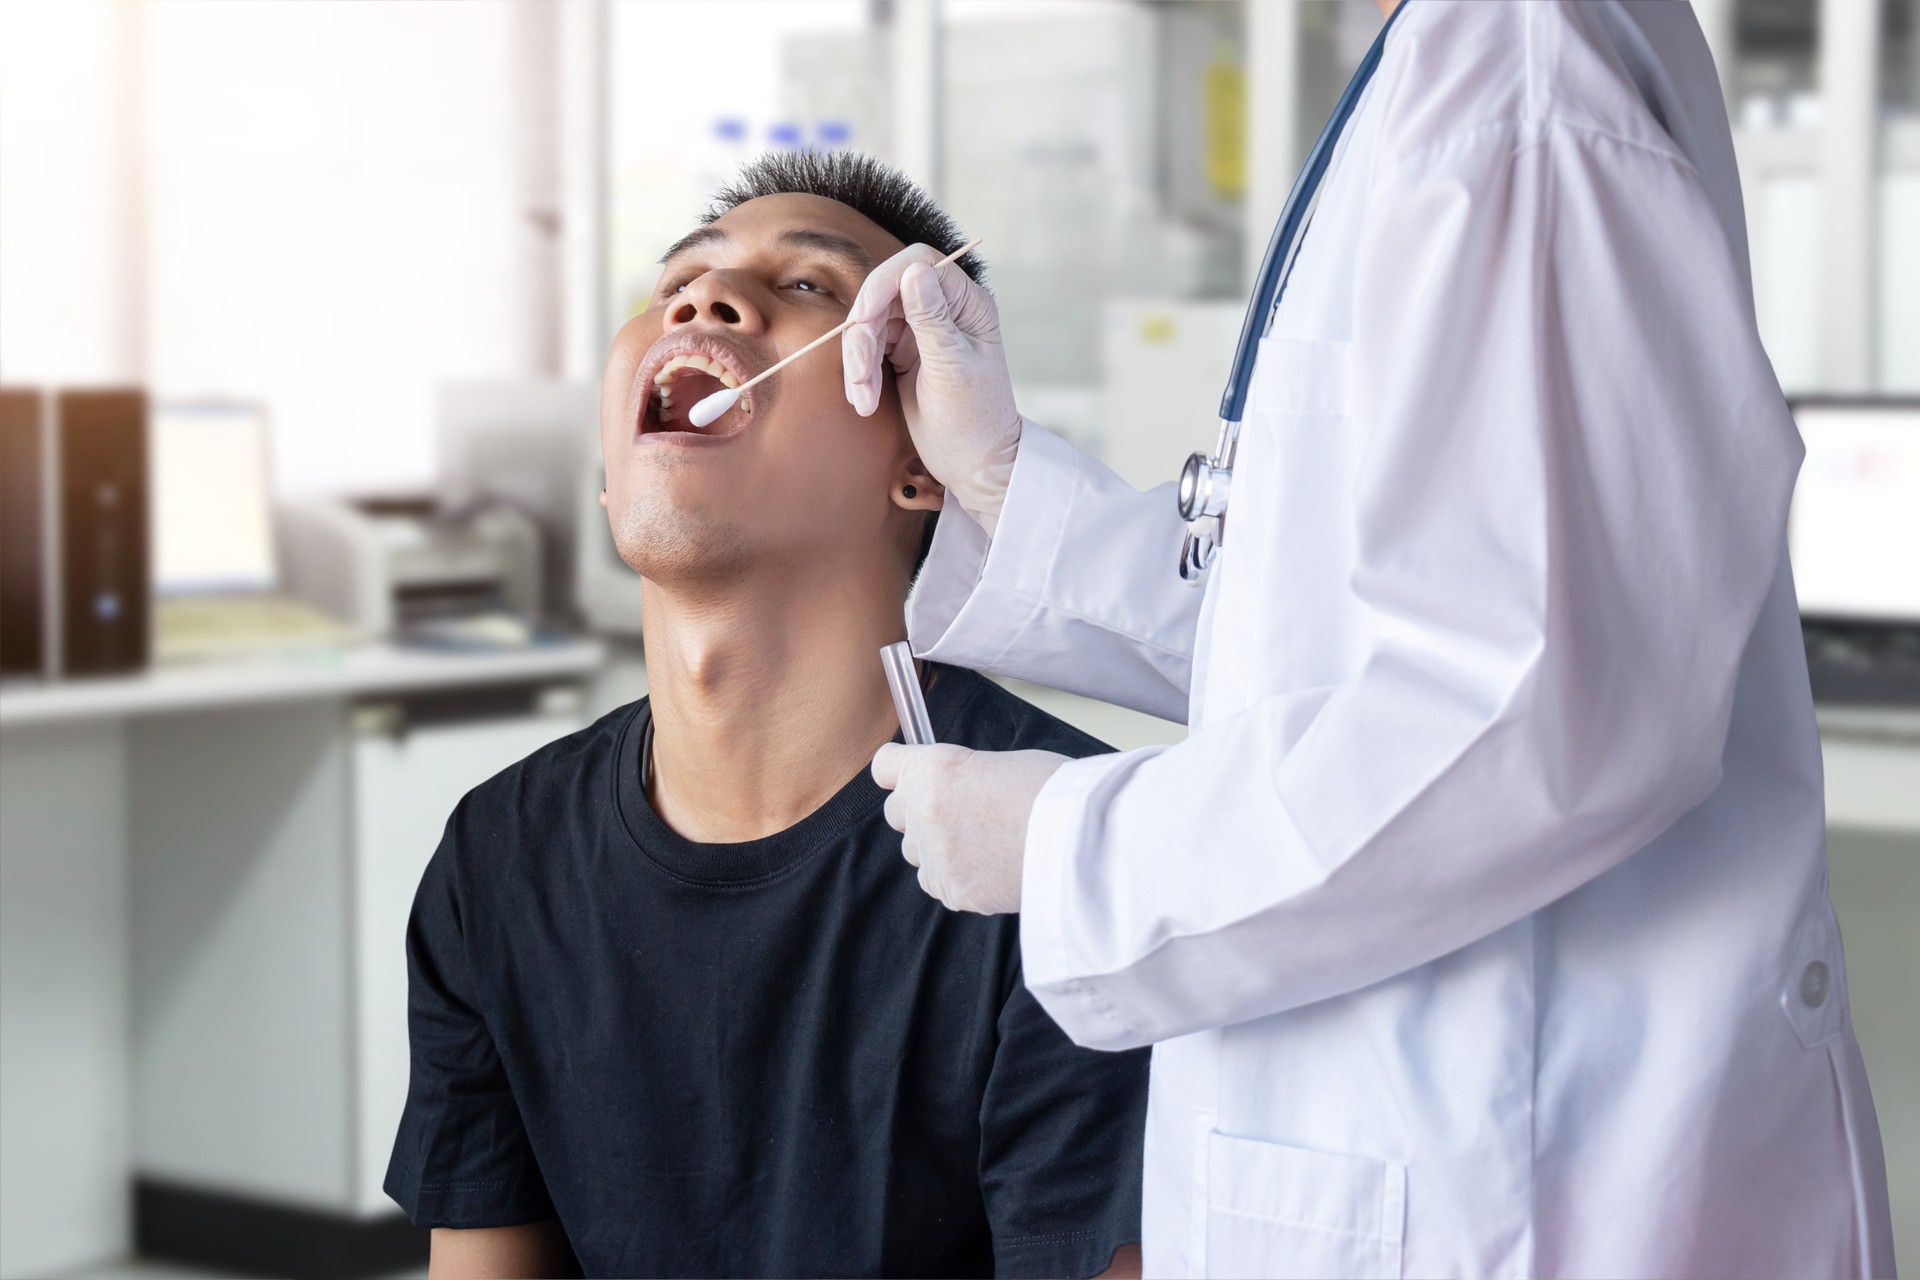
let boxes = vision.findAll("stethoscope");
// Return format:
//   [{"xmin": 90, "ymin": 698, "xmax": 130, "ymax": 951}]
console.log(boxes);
[{"xmin": 1177, "ymin": 1, "xmax": 1408, "ymax": 584}]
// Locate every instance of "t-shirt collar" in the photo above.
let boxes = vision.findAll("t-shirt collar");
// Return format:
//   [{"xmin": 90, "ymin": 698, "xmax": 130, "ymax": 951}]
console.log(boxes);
[{"xmin": 612, "ymin": 663, "xmax": 981, "ymax": 887}]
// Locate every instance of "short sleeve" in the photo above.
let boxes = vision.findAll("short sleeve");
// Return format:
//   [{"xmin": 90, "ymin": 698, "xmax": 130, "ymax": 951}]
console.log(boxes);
[
  {"xmin": 383, "ymin": 815, "xmax": 556, "ymax": 1228},
  {"xmin": 979, "ymin": 963, "xmax": 1148, "ymax": 1278}
]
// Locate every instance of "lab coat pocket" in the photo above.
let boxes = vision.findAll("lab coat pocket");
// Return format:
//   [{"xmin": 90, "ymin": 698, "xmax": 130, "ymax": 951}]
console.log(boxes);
[
  {"xmin": 1781, "ymin": 898, "xmax": 1847, "ymax": 1050},
  {"xmin": 1203, "ymin": 1130, "xmax": 1405, "ymax": 1280}
]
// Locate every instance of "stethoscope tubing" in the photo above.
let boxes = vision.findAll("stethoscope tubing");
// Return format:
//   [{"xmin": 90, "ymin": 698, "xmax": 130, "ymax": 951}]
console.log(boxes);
[{"xmin": 1216, "ymin": 0, "xmax": 1409, "ymax": 427}]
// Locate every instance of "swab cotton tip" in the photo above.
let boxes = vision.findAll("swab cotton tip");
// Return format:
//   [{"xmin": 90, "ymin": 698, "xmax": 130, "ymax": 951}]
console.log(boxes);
[{"xmin": 688, "ymin": 388, "xmax": 738, "ymax": 429}]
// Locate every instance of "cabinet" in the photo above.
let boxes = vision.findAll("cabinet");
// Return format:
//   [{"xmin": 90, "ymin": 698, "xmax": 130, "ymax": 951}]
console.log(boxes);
[
  {"xmin": 348, "ymin": 703, "xmax": 583, "ymax": 1215},
  {"xmin": 128, "ymin": 690, "xmax": 585, "ymax": 1218}
]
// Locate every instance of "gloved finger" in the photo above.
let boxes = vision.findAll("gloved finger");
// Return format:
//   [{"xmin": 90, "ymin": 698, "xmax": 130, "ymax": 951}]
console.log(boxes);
[
  {"xmin": 904, "ymin": 256, "xmax": 990, "ymax": 340},
  {"xmin": 871, "ymin": 741, "xmax": 910, "ymax": 790},
  {"xmin": 844, "ymin": 243, "xmax": 945, "ymax": 414},
  {"xmin": 841, "ymin": 304, "xmax": 899, "ymax": 418},
  {"xmin": 898, "ymin": 263, "xmax": 982, "ymax": 366},
  {"xmin": 841, "ymin": 315, "xmax": 880, "ymax": 384},
  {"xmin": 899, "ymin": 262, "xmax": 950, "ymax": 327},
  {"xmin": 862, "ymin": 322, "xmax": 922, "ymax": 429},
  {"xmin": 882, "ymin": 314, "xmax": 918, "ymax": 378},
  {"xmin": 883, "ymin": 789, "xmax": 908, "ymax": 836}
]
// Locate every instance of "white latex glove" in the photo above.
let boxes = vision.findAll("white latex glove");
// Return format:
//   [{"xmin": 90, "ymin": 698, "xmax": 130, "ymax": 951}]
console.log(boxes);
[
  {"xmin": 842, "ymin": 244, "xmax": 1022, "ymax": 535},
  {"xmin": 871, "ymin": 742, "xmax": 1068, "ymax": 914}
]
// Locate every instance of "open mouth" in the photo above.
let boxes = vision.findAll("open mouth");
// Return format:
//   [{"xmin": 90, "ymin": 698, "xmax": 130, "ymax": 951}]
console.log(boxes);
[{"xmin": 640, "ymin": 345, "xmax": 756, "ymax": 439}]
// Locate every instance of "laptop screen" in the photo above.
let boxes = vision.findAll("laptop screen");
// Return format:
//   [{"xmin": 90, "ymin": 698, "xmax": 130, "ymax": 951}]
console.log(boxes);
[
  {"xmin": 1788, "ymin": 401, "xmax": 1920, "ymax": 624},
  {"xmin": 152, "ymin": 401, "xmax": 277, "ymax": 596}
]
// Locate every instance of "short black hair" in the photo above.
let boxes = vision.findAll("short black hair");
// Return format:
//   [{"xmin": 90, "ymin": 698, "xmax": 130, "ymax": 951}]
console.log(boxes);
[
  {"xmin": 913, "ymin": 511, "xmax": 939, "ymax": 577},
  {"xmin": 704, "ymin": 150, "xmax": 986, "ymax": 286}
]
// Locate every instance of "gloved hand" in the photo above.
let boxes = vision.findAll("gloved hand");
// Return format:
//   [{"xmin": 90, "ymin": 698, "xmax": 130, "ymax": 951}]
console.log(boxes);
[
  {"xmin": 842, "ymin": 244, "xmax": 1023, "ymax": 536},
  {"xmin": 871, "ymin": 742, "xmax": 1068, "ymax": 914}
]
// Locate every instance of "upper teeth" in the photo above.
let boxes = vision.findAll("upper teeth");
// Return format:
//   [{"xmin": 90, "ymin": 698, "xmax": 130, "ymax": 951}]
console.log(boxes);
[{"xmin": 653, "ymin": 354, "xmax": 741, "ymax": 408}]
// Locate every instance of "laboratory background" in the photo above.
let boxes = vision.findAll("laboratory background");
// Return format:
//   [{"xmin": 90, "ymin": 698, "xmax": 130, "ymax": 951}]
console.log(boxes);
[{"xmin": 0, "ymin": 0, "xmax": 1915, "ymax": 1275}]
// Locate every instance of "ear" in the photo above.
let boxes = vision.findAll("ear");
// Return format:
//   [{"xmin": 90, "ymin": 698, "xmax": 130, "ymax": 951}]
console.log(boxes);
[{"xmin": 891, "ymin": 454, "xmax": 945, "ymax": 513}]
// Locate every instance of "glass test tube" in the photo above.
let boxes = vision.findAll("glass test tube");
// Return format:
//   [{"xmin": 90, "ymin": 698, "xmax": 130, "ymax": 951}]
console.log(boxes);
[{"xmin": 881, "ymin": 641, "xmax": 935, "ymax": 745}]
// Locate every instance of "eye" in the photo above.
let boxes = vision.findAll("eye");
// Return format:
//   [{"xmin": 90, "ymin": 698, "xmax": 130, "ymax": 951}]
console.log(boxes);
[{"xmin": 787, "ymin": 278, "xmax": 833, "ymax": 297}]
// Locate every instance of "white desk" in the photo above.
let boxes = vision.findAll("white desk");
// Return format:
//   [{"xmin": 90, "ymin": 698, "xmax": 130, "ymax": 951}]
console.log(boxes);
[
  {"xmin": 0, "ymin": 642, "xmax": 605, "ymax": 1279},
  {"xmin": 0, "ymin": 641, "xmax": 606, "ymax": 728},
  {"xmin": 1816, "ymin": 706, "xmax": 1920, "ymax": 833}
]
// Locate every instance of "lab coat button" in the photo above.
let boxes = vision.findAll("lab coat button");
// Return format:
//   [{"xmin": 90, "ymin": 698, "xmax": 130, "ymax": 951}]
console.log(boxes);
[{"xmin": 1799, "ymin": 960, "xmax": 1830, "ymax": 1008}]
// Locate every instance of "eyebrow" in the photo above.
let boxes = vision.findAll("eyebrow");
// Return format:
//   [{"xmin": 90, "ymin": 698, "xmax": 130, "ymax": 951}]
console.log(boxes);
[
  {"xmin": 659, "ymin": 225, "xmax": 728, "ymax": 265},
  {"xmin": 774, "ymin": 228, "xmax": 872, "ymax": 272},
  {"xmin": 656, "ymin": 224, "xmax": 873, "ymax": 273}
]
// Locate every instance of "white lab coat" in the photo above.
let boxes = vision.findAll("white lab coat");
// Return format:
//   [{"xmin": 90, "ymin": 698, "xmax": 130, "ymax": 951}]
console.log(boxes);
[{"xmin": 908, "ymin": 4, "xmax": 1896, "ymax": 1277}]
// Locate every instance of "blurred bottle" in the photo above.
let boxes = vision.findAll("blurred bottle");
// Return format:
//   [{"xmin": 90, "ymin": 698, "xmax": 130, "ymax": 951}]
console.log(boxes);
[
  {"xmin": 816, "ymin": 119, "xmax": 854, "ymax": 151},
  {"xmin": 1204, "ymin": 40, "xmax": 1246, "ymax": 201}
]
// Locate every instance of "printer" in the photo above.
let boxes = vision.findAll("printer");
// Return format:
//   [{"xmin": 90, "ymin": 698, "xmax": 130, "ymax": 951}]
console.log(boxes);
[{"xmin": 278, "ymin": 497, "xmax": 543, "ymax": 643}]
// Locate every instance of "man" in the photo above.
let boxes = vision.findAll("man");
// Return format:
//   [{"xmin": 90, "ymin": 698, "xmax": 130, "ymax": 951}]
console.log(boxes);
[
  {"xmin": 858, "ymin": 2, "xmax": 1896, "ymax": 1277},
  {"xmin": 383, "ymin": 151, "xmax": 1148, "ymax": 1280}
]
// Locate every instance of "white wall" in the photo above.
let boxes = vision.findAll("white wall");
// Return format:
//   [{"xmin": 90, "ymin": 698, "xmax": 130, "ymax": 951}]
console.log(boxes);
[
  {"xmin": 142, "ymin": 0, "xmax": 542, "ymax": 496},
  {"xmin": 0, "ymin": 0, "xmax": 558, "ymax": 498},
  {"xmin": 0, "ymin": 1, "xmax": 146, "ymax": 384}
]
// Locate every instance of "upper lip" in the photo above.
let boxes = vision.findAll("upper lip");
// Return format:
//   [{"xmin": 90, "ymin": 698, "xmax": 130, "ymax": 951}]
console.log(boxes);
[{"xmin": 633, "ymin": 330, "xmax": 764, "ymax": 430}]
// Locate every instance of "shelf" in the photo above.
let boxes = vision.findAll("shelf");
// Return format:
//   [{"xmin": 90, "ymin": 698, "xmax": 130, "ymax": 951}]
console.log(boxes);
[{"xmin": 0, "ymin": 639, "xmax": 608, "ymax": 728}]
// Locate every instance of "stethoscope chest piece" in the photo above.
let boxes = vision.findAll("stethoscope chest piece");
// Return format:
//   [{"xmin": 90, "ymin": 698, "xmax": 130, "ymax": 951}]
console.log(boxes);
[
  {"xmin": 1173, "ymin": 0, "xmax": 1403, "ymax": 586},
  {"xmin": 1179, "ymin": 521, "xmax": 1220, "ymax": 582},
  {"xmin": 1179, "ymin": 447, "xmax": 1232, "ymax": 524},
  {"xmin": 1178, "ymin": 419, "xmax": 1239, "ymax": 584}
]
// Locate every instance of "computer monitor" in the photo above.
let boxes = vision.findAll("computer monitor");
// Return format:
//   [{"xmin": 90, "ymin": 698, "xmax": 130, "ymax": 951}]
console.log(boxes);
[
  {"xmin": 1788, "ymin": 398, "xmax": 1920, "ymax": 625},
  {"xmin": 151, "ymin": 400, "xmax": 277, "ymax": 596}
]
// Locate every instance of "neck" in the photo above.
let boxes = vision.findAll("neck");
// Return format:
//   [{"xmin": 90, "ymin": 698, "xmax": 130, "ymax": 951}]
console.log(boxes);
[{"xmin": 640, "ymin": 557, "xmax": 909, "ymax": 844}]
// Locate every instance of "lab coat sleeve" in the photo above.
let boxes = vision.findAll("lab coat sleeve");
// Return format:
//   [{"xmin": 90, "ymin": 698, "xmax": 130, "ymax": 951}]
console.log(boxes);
[
  {"xmin": 1019, "ymin": 122, "xmax": 1804, "ymax": 1049},
  {"xmin": 908, "ymin": 419, "xmax": 1201, "ymax": 723}
]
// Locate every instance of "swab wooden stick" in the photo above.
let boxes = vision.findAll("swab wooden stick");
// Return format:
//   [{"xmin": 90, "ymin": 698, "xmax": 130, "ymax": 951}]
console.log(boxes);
[{"xmin": 686, "ymin": 236, "xmax": 984, "ymax": 429}]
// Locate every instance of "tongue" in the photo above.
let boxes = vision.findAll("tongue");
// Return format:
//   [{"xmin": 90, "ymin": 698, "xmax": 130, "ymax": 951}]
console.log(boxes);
[{"xmin": 666, "ymin": 369, "xmax": 726, "ymax": 427}]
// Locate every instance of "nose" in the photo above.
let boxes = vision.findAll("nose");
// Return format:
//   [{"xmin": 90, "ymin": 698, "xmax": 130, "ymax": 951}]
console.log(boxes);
[{"xmin": 664, "ymin": 271, "xmax": 766, "ymax": 334}]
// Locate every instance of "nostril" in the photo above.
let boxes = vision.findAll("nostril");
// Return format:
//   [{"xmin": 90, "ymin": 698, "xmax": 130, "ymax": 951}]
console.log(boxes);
[
  {"xmin": 710, "ymin": 301, "xmax": 741, "ymax": 324},
  {"xmin": 669, "ymin": 301, "xmax": 696, "ymax": 324}
]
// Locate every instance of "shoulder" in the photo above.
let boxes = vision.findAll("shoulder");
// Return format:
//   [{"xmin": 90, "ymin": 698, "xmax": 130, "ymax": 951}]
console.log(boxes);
[
  {"xmin": 1376, "ymin": 0, "xmax": 1701, "ymax": 170},
  {"xmin": 927, "ymin": 666, "xmax": 1111, "ymax": 761},
  {"xmin": 438, "ymin": 699, "xmax": 636, "ymax": 867}
]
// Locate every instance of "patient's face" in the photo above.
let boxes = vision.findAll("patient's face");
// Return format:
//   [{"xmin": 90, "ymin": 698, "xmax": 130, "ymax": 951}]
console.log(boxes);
[{"xmin": 601, "ymin": 193, "xmax": 920, "ymax": 586}]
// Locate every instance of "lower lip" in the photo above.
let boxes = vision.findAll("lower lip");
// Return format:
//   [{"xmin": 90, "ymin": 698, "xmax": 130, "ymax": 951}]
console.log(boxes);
[
  {"xmin": 637, "ymin": 427, "xmax": 739, "ymax": 448},
  {"xmin": 635, "ymin": 410, "xmax": 755, "ymax": 446}
]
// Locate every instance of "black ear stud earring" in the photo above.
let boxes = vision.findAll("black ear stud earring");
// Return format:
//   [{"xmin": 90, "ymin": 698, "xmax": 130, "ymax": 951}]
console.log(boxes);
[{"xmin": 903, "ymin": 484, "xmax": 918, "ymax": 499}]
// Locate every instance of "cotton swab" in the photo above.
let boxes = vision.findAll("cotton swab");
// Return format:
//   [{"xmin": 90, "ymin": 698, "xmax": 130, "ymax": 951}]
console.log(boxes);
[{"xmin": 686, "ymin": 236, "xmax": 984, "ymax": 430}]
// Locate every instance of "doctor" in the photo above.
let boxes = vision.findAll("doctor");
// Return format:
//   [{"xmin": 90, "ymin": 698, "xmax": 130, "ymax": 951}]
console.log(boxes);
[{"xmin": 855, "ymin": 2, "xmax": 1896, "ymax": 1277}]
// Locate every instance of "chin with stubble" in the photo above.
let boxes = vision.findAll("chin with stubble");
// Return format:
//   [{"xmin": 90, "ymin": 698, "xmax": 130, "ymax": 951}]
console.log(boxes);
[{"xmin": 613, "ymin": 498, "xmax": 757, "ymax": 590}]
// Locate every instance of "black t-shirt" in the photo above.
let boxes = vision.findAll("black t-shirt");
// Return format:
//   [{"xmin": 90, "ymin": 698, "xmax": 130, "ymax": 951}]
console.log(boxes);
[{"xmin": 384, "ymin": 664, "xmax": 1149, "ymax": 1279}]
